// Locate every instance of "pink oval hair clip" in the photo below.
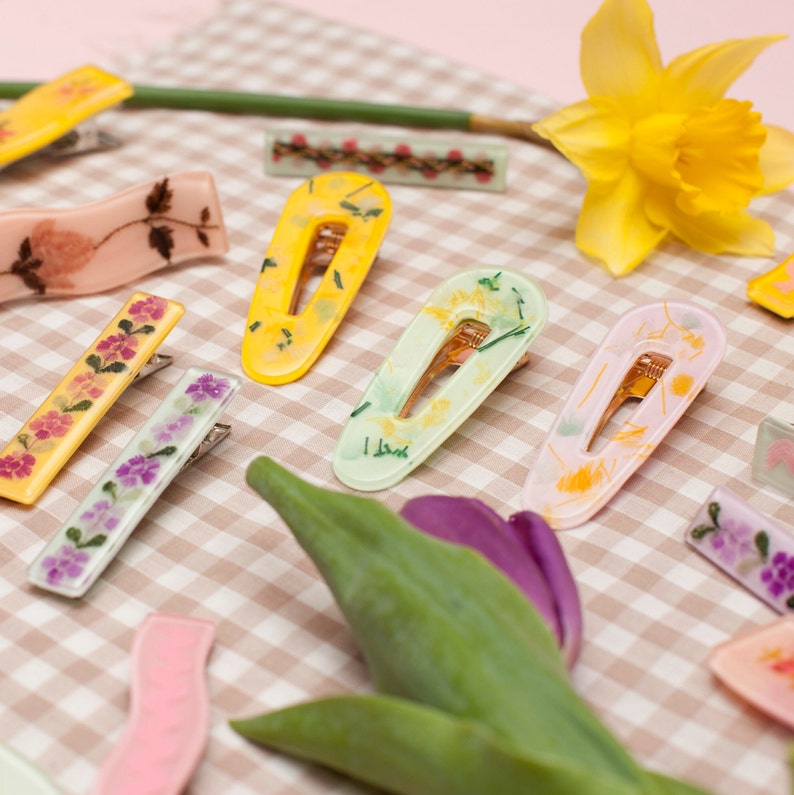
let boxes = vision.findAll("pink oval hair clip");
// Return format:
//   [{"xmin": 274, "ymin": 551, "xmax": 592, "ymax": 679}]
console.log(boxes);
[
  {"xmin": 0, "ymin": 171, "xmax": 228, "ymax": 304},
  {"xmin": 523, "ymin": 300, "xmax": 727, "ymax": 529}
]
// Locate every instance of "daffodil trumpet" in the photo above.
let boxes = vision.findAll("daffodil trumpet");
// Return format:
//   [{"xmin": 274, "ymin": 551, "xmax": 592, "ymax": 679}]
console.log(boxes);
[{"xmin": 532, "ymin": 0, "xmax": 794, "ymax": 276}]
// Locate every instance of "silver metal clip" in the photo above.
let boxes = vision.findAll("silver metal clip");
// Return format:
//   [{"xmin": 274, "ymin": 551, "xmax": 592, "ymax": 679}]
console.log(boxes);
[{"xmin": 180, "ymin": 423, "xmax": 232, "ymax": 473}]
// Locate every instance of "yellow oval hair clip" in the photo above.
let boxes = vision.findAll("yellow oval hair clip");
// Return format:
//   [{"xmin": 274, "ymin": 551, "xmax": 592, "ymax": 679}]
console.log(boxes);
[
  {"xmin": 241, "ymin": 172, "xmax": 391, "ymax": 384},
  {"xmin": 0, "ymin": 292, "xmax": 184, "ymax": 505}
]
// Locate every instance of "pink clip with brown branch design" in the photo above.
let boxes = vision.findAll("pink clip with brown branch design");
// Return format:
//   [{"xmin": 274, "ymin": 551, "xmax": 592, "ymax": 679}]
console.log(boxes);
[{"xmin": 0, "ymin": 171, "xmax": 228, "ymax": 304}]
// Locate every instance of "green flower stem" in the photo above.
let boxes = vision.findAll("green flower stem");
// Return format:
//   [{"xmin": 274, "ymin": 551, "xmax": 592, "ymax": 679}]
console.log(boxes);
[{"xmin": 0, "ymin": 82, "xmax": 554, "ymax": 147}]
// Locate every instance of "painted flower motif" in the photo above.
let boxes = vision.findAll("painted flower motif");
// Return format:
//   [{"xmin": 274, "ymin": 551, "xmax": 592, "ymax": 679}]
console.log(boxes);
[
  {"xmin": 0, "ymin": 452, "xmax": 36, "ymax": 479},
  {"xmin": 41, "ymin": 545, "xmax": 90, "ymax": 585},
  {"xmin": 29, "ymin": 410, "xmax": 73, "ymax": 440},
  {"xmin": 115, "ymin": 454, "xmax": 160, "ymax": 488},
  {"xmin": 129, "ymin": 295, "xmax": 168, "ymax": 323},
  {"xmin": 97, "ymin": 332, "xmax": 138, "ymax": 362},
  {"xmin": 531, "ymin": 0, "xmax": 794, "ymax": 275},
  {"xmin": 152, "ymin": 413, "xmax": 193, "ymax": 444},
  {"xmin": 761, "ymin": 551, "xmax": 794, "ymax": 599},
  {"xmin": 710, "ymin": 517, "xmax": 755, "ymax": 565},
  {"xmin": 185, "ymin": 372, "xmax": 231, "ymax": 402},
  {"xmin": 79, "ymin": 499, "xmax": 122, "ymax": 532},
  {"xmin": 28, "ymin": 219, "xmax": 96, "ymax": 288},
  {"xmin": 67, "ymin": 370, "xmax": 109, "ymax": 401}
]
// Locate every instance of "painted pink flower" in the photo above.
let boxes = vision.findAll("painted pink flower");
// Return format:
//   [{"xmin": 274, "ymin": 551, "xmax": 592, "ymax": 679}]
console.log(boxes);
[
  {"xmin": 97, "ymin": 332, "xmax": 137, "ymax": 362},
  {"xmin": 115, "ymin": 454, "xmax": 160, "ymax": 487},
  {"xmin": 42, "ymin": 545, "xmax": 90, "ymax": 585},
  {"xmin": 0, "ymin": 452, "xmax": 35, "ymax": 479},
  {"xmin": 185, "ymin": 372, "xmax": 231, "ymax": 402},
  {"xmin": 128, "ymin": 295, "xmax": 167, "ymax": 323},
  {"xmin": 67, "ymin": 371, "xmax": 109, "ymax": 401},
  {"xmin": 29, "ymin": 219, "xmax": 96, "ymax": 289},
  {"xmin": 29, "ymin": 410, "xmax": 73, "ymax": 440}
]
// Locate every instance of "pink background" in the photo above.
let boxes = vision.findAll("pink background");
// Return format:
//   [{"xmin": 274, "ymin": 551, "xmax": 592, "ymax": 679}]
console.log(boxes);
[{"xmin": 1, "ymin": 0, "xmax": 793, "ymax": 127}]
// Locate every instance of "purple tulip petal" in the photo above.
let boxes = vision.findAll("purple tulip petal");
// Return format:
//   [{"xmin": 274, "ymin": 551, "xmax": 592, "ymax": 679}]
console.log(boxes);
[
  {"xmin": 508, "ymin": 511, "xmax": 583, "ymax": 669},
  {"xmin": 399, "ymin": 496, "xmax": 562, "ymax": 646}
]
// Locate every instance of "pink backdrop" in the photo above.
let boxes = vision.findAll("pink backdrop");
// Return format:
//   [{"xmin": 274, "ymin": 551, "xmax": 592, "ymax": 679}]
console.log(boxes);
[{"xmin": 1, "ymin": 0, "xmax": 792, "ymax": 127}]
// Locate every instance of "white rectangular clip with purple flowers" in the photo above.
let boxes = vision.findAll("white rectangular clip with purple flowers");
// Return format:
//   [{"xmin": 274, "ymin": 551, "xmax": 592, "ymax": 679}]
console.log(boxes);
[
  {"xmin": 27, "ymin": 367, "xmax": 241, "ymax": 598},
  {"xmin": 685, "ymin": 485, "xmax": 794, "ymax": 613}
]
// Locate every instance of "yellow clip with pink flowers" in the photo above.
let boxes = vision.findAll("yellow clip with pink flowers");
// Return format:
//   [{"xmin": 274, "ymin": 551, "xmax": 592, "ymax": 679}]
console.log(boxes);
[
  {"xmin": 0, "ymin": 65, "xmax": 132, "ymax": 169},
  {"xmin": 0, "ymin": 292, "xmax": 183, "ymax": 505},
  {"xmin": 241, "ymin": 172, "xmax": 391, "ymax": 384}
]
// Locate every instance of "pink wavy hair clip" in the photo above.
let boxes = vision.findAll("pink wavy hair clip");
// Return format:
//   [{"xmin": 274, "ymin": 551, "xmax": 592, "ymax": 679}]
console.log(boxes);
[{"xmin": 0, "ymin": 170, "xmax": 227, "ymax": 304}]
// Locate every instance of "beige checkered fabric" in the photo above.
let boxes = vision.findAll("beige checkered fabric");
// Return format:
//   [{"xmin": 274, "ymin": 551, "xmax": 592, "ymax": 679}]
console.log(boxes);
[{"xmin": 1, "ymin": 1, "xmax": 793, "ymax": 793}]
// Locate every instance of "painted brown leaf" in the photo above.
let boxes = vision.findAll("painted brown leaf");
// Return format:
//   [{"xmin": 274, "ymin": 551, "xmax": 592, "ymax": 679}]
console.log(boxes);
[
  {"xmin": 145, "ymin": 178, "xmax": 172, "ymax": 215},
  {"xmin": 148, "ymin": 225, "xmax": 174, "ymax": 261}
]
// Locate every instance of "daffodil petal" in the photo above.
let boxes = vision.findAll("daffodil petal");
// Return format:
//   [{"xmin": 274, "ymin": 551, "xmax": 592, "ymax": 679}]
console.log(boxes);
[
  {"xmin": 759, "ymin": 123, "xmax": 794, "ymax": 194},
  {"xmin": 532, "ymin": 99, "xmax": 630, "ymax": 184},
  {"xmin": 661, "ymin": 35, "xmax": 786, "ymax": 112},
  {"xmin": 647, "ymin": 192, "xmax": 775, "ymax": 256},
  {"xmin": 580, "ymin": 0, "xmax": 662, "ymax": 118},
  {"xmin": 576, "ymin": 170, "xmax": 667, "ymax": 276}
]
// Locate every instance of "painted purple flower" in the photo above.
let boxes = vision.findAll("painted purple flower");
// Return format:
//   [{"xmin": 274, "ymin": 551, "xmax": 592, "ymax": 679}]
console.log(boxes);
[
  {"xmin": 129, "ymin": 295, "xmax": 167, "ymax": 323},
  {"xmin": 400, "ymin": 496, "xmax": 583, "ymax": 669},
  {"xmin": 185, "ymin": 373, "xmax": 231, "ymax": 402},
  {"xmin": 0, "ymin": 452, "xmax": 36, "ymax": 479},
  {"xmin": 79, "ymin": 499, "xmax": 121, "ymax": 532},
  {"xmin": 97, "ymin": 332, "xmax": 138, "ymax": 362},
  {"xmin": 151, "ymin": 413, "xmax": 193, "ymax": 444},
  {"xmin": 29, "ymin": 409, "xmax": 73, "ymax": 441},
  {"xmin": 761, "ymin": 551, "xmax": 794, "ymax": 598},
  {"xmin": 710, "ymin": 517, "xmax": 755, "ymax": 565},
  {"xmin": 41, "ymin": 545, "xmax": 90, "ymax": 585},
  {"xmin": 115, "ymin": 454, "xmax": 160, "ymax": 487}
]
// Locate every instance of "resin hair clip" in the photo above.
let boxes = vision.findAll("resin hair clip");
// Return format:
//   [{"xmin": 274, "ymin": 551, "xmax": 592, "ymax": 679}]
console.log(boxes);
[
  {"xmin": 265, "ymin": 129, "xmax": 508, "ymax": 192},
  {"xmin": 753, "ymin": 415, "xmax": 794, "ymax": 498},
  {"xmin": 0, "ymin": 171, "xmax": 227, "ymax": 304},
  {"xmin": 0, "ymin": 743, "xmax": 62, "ymax": 795},
  {"xmin": 523, "ymin": 300, "xmax": 727, "ymax": 529},
  {"xmin": 0, "ymin": 292, "xmax": 183, "ymax": 505},
  {"xmin": 0, "ymin": 65, "xmax": 132, "ymax": 170},
  {"xmin": 91, "ymin": 613, "xmax": 215, "ymax": 795},
  {"xmin": 686, "ymin": 486, "xmax": 794, "ymax": 613},
  {"xmin": 242, "ymin": 172, "xmax": 391, "ymax": 384},
  {"xmin": 333, "ymin": 267, "xmax": 547, "ymax": 491},
  {"xmin": 747, "ymin": 252, "xmax": 794, "ymax": 318},
  {"xmin": 710, "ymin": 616, "xmax": 794, "ymax": 730},
  {"xmin": 28, "ymin": 367, "xmax": 240, "ymax": 597}
]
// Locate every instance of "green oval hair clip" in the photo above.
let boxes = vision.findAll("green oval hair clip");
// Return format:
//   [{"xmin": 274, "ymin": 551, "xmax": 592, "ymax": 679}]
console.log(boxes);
[{"xmin": 333, "ymin": 267, "xmax": 547, "ymax": 491}]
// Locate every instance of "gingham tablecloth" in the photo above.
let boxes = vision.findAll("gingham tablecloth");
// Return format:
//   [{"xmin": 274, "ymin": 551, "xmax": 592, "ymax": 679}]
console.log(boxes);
[{"xmin": 1, "ymin": 2, "xmax": 793, "ymax": 793}]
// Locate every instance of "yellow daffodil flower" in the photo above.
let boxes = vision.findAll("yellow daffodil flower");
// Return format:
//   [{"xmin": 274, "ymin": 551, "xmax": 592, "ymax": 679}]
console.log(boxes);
[{"xmin": 532, "ymin": 0, "xmax": 794, "ymax": 276}]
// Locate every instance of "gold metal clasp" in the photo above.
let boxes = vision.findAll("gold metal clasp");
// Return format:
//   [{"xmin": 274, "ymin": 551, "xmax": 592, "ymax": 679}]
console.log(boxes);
[{"xmin": 586, "ymin": 352, "xmax": 672, "ymax": 451}]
